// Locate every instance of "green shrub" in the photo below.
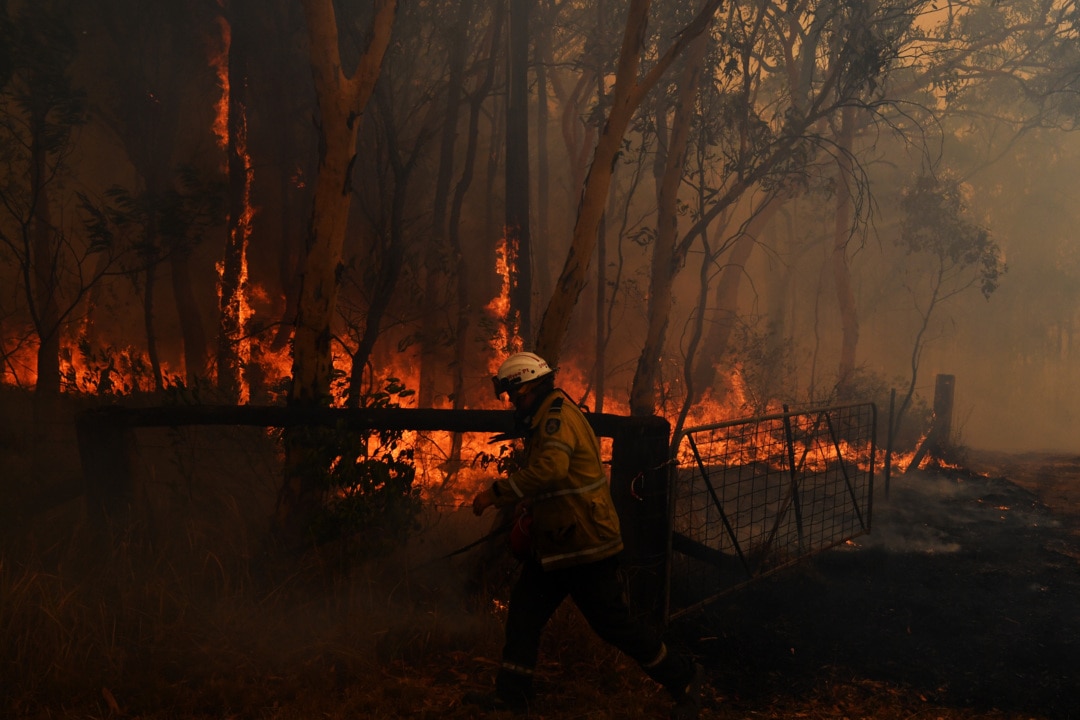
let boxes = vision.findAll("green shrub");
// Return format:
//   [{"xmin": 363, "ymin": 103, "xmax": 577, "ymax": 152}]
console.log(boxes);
[{"xmin": 305, "ymin": 378, "xmax": 423, "ymax": 560}]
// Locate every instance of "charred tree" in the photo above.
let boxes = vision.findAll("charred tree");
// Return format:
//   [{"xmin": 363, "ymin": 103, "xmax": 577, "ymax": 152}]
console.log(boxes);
[
  {"xmin": 171, "ymin": 243, "xmax": 210, "ymax": 380},
  {"xmin": 0, "ymin": 2, "xmax": 88, "ymax": 411},
  {"xmin": 29, "ymin": 121, "xmax": 62, "ymax": 405},
  {"xmin": 449, "ymin": 1, "xmax": 504, "ymax": 410},
  {"xmin": 242, "ymin": 0, "xmax": 315, "ymax": 363},
  {"xmin": 447, "ymin": 4, "xmax": 505, "ymax": 473},
  {"xmin": 506, "ymin": 0, "xmax": 532, "ymax": 345},
  {"xmin": 216, "ymin": 0, "xmax": 256, "ymax": 402},
  {"xmin": 418, "ymin": 0, "xmax": 477, "ymax": 409},
  {"xmin": 907, "ymin": 373, "xmax": 956, "ymax": 470},
  {"xmin": 345, "ymin": 87, "xmax": 429, "ymax": 408},
  {"xmin": 533, "ymin": 0, "xmax": 555, "ymax": 307}
]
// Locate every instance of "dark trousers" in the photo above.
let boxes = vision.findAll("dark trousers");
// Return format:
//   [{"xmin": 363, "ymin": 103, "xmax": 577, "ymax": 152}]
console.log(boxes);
[{"xmin": 496, "ymin": 554, "xmax": 693, "ymax": 701}]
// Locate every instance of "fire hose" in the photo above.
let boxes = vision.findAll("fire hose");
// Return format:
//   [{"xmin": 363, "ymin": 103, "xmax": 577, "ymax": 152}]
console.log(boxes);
[
  {"xmin": 412, "ymin": 507, "xmax": 531, "ymax": 569},
  {"xmin": 412, "ymin": 515, "xmax": 517, "ymax": 571}
]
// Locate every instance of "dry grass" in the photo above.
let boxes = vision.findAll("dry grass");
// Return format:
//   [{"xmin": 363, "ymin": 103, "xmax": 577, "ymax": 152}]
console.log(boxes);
[
  {"xmin": 1, "ymin": 515, "xmax": 675, "ymax": 720},
  {"xmin": 2, "ymin": 398, "xmax": 1076, "ymax": 719},
  {"xmin": 4, "ymin": 503, "xmax": 1060, "ymax": 720}
]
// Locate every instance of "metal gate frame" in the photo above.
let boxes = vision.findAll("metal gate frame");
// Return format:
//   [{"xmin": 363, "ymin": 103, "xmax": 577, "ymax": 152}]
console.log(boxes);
[{"xmin": 665, "ymin": 403, "xmax": 876, "ymax": 622}]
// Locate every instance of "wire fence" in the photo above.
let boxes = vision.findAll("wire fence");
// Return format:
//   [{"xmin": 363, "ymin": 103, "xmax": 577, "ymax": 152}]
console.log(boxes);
[{"xmin": 666, "ymin": 403, "xmax": 876, "ymax": 622}]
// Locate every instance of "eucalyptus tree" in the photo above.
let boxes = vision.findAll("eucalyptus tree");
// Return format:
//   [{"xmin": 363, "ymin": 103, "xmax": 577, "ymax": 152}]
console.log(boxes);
[
  {"xmin": 889, "ymin": 172, "xmax": 1004, "ymax": 443},
  {"xmin": 637, "ymin": 0, "xmax": 1079, "ymax": 420},
  {"xmin": 0, "ymin": 0, "xmax": 124, "ymax": 414},
  {"xmin": 287, "ymin": 0, "xmax": 396, "ymax": 410},
  {"xmin": 82, "ymin": 0, "xmax": 225, "ymax": 391},
  {"xmin": 615, "ymin": 0, "xmax": 921, "ymax": 416},
  {"xmin": 417, "ymin": 0, "xmax": 483, "ymax": 409},
  {"xmin": 339, "ymin": 35, "xmax": 444, "ymax": 408},
  {"xmin": 278, "ymin": 0, "xmax": 396, "ymax": 537},
  {"xmin": 534, "ymin": 0, "xmax": 724, "ymax": 367},
  {"xmin": 446, "ymin": 0, "xmax": 505, "ymax": 414},
  {"xmin": 629, "ymin": 25, "xmax": 711, "ymax": 417},
  {"xmin": 822, "ymin": 0, "xmax": 1080, "ymax": 398}
]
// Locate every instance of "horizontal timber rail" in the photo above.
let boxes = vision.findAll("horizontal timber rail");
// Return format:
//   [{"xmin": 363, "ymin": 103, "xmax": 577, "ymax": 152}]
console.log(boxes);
[
  {"xmin": 74, "ymin": 404, "xmax": 656, "ymax": 437},
  {"xmin": 74, "ymin": 404, "xmax": 673, "ymax": 625}
]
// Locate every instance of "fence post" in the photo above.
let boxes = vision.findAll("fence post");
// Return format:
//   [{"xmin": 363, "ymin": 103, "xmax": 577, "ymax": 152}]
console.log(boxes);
[
  {"xmin": 885, "ymin": 388, "xmax": 895, "ymax": 498},
  {"xmin": 932, "ymin": 373, "xmax": 955, "ymax": 456},
  {"xmin": 608, "ymin": 415, "xmax": 671, "ymax": 628},
  {"xmin": 75, "ymin": 407, "xmax": 136, "ymax": 528}
]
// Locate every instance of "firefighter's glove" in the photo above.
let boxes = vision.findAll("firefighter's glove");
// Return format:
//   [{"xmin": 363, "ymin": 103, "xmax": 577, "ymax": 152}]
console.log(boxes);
[{"xmin": 472, "ymin": 488, "xmax": 497, "ymax": 516}]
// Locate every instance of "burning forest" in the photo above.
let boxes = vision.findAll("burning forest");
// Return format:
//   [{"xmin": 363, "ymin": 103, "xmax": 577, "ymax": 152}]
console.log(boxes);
[{"xmin": 2, "ymin": 0, "xmax": 1080, "ymax": 718}]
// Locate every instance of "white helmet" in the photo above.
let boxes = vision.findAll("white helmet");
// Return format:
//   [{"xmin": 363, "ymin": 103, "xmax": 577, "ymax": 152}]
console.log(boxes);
[{"xmin": 493, "ymin": 352, "xmax": 554, "ymax": 398}]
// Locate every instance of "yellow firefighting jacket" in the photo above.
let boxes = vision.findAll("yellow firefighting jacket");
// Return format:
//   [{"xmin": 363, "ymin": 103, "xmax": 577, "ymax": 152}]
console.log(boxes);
[{"xmin": 491, "ymin": 389, "xmax": 624, "ymax": 570}]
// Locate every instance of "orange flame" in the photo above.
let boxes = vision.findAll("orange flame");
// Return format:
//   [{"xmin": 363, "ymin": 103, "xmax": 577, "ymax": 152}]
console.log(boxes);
[
  {"xmin": 211, "ymin": 8, "xmax": 257, "ymax": 403},
  {"xmin": 485, "ymin": 234, "xmax": 523, "ymax": 376},
  {"xmin": 209, "ymin": 15, "xmax": 230, "ymax": 151}
]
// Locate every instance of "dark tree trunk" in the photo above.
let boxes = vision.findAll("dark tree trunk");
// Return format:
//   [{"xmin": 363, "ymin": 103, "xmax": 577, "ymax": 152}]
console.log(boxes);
[
  {"xmin": 506, "ymin": 0, "xmax": 532, "ymax": 344},
  {"xmin": 629, "ymin": 31, "xmax": 707, "ymax": 416},
  {"xmin": 446, "ymin": 2, "xmax": 504, "ymax": 476},
  {"xmin": 689, "ymin": 201, "xmax": 782, "ymax": 405},
  {"xmin": 534, "ymin": 0, "xmax": 553, "ymax": 306},
  {"xmin": 143, "ymin": 257, "xmax": 164, "ymax": 392},
  {"xmin": 419, "ymin": 0, "xmax": 475, "ymax": 407},
  {"xmin": 536, "ymin": 0, "xmax": 721, "ymax": 364},
  {"xmin": 170, "ymin": 249, "xmax": 209, "ymax": 380},
  {"xmin": 832, "ymin": 105, "xmax": 858, "ymax": 397},
  {"xmin": 30, "ymin": 128, "xmax": 60, "ymax": 403},
  {"xmin": 346, "ymin": 84, "xmax": 434, "ymax": 407},
  {"xmin": 218, "ymin": 2, "xmax": 252, "ymax": 402}
]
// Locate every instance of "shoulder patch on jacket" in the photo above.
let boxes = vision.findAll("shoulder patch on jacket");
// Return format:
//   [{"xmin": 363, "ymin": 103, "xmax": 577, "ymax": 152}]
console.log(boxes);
[{"xmin": 543, "ymin": 395, "xmax": 565, "ymax": 433}]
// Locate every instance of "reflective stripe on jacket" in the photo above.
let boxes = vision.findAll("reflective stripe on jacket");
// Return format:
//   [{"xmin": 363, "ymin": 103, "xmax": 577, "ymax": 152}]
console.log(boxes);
[{"xmin": 492, "ymin": 389, "xmax": 624, "ymax": 570}]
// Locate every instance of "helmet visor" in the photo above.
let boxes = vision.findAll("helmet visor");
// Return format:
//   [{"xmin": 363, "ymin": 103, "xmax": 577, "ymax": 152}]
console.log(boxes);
[{"xmin": 492, "ymin": 374, "xmax": 519, "ymax": 399}]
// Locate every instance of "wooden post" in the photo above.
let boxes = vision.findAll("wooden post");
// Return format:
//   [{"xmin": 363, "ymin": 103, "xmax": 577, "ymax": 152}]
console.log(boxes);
[
  {"xmin": 608, "ymin": 415, "xmax": 671, "ymax": 628},
  {"xmin": 885, "ymin": 388, "xmax": 895, "ymax": 498},
  {"xmin": 931, "ymin": 373, "xmax": 955, "ymax": 456},
  {"xmin": 75, "ymin": 407, "xmax": 137, "ymax": 528},
  {"xmin": 906, "ymin": 373, "xmax": 956, "ymax": 472}
]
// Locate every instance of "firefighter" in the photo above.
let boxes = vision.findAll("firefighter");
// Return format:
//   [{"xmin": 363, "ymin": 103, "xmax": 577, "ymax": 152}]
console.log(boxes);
[{"xmin": 466, "ymin": 351, "xmax": 704, "ymax": 719}]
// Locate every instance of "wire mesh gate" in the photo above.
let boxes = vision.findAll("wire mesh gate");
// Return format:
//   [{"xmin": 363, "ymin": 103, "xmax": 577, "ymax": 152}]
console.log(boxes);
[{"xmin": 665, "ymin": 403, "xmax": 876, "ymax": 622}]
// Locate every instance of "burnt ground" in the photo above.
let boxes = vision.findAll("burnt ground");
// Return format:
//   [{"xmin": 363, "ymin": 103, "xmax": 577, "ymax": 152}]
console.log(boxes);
[
  {"xmin": 365, "ymin": 453, "xmax": 1080, "ymax": 720},
  {"xmin": 668, "ymin": 451, "xmax": 1080, "ymax": 720}
]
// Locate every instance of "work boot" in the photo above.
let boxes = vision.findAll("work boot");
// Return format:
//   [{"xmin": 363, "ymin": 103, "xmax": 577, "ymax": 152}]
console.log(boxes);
[{"xmin": 668, "ymin": 662, "xmax": 705, "ymax": 720}]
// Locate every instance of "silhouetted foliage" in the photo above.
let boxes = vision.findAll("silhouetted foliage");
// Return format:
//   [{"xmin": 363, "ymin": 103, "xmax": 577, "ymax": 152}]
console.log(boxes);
[{"xmin": 302, "ymin": 377, "xmax": 423, "ymax": 559}]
